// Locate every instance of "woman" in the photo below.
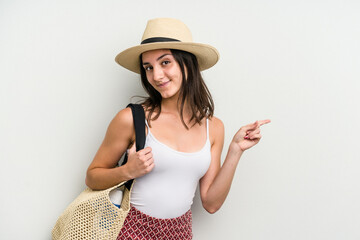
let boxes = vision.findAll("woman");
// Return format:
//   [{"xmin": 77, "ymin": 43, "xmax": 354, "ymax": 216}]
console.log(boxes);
[{"xmin": 85, "ymin": 18, "xmax": 270, "ymax": 239}]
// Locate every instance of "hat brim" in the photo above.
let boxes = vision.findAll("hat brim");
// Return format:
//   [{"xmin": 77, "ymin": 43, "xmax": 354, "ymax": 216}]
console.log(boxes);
[{"xmin": 115, "ymin": 42, "xmax": 219, "ymax": 74}]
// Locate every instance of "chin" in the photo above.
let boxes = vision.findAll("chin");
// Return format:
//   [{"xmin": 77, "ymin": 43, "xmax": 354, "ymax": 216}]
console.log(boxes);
[
  {"xmin": 160, "ymin": 91, "xmax": 177, "ymax": 99},
  {"xmin": 161, "ymin": 93, "xmax": 173, "ymax": 99}
]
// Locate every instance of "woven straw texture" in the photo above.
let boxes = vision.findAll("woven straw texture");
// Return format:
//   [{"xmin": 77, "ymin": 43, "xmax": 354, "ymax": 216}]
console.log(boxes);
[{"xmin": 52, "ymin": 181, "xmax": 132, "ymax": 240}]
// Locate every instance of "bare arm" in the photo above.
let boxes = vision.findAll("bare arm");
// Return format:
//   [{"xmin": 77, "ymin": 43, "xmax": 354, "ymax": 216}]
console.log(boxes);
[
  {"xmin": 199, "ymin": 117, "xmax": 271, "ymax": 213},
  {"xmin": 85, "ymin": 108, "xmax": 154, "ymax": 190}
]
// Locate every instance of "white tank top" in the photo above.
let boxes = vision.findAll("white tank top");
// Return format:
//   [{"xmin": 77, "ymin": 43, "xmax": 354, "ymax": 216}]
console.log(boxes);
[{"xmin": 130, "ymin": 119, "xmax": 211, "ymax": 218}]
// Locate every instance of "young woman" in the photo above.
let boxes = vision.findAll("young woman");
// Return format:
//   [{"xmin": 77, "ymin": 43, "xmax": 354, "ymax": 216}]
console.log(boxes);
[{"xmin": 85, "ymin": 18, "xmax": 270, "ymax": 239}]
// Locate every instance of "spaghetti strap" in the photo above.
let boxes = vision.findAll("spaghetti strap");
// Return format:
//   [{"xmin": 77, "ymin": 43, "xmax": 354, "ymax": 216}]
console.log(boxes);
[
  {"xmin": 144, "ymin": 119, "xmax": 151, "ymax": 137},
  {"xmin": 206, "ymin": 118, "xmax": 209, "ymax": 141}
]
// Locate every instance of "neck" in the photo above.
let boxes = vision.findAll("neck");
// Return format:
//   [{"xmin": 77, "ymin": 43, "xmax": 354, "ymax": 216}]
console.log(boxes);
[{"xmin": 161, "ymin": 96, "xmax": 191, "ymax": 119}]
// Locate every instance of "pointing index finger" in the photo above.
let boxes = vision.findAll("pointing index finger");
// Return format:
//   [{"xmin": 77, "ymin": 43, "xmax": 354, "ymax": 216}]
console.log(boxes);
[{"xmin": 258, "ymin": 119, "xmax": 271, "ymax": 127}]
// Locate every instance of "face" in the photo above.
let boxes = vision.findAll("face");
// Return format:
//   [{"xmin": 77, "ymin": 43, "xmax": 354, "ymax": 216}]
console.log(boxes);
[{"xmin": 142, "ymin": 49, "xmax": 183, "ymax": 99}]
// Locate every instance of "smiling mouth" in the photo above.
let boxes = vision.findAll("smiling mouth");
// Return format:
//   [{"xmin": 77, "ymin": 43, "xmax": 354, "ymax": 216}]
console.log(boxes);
[{"xmin": 156, "ymin": 81, "xmax": 170, "ymax": 87}]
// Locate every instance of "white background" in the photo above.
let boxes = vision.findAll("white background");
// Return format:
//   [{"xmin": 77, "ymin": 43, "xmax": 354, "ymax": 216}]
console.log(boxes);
[{"xmin": 1, "ymin": 0, "xmax": 360, "ymax": 239}]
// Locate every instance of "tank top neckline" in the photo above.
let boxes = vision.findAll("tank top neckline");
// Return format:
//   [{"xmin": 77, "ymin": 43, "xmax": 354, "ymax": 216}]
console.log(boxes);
[{"xmin": 145, "ymin": 119, "xmax": 210, "ymax": 155}]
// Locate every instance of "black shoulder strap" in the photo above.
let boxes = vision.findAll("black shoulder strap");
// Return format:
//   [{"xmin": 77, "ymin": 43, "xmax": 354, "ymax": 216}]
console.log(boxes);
[
  {"xmin": 120, "ymin": 103, "xmax": 146, "ymax": 190},
  {"xmin": 128, "ymin": 103, "xmax": 146, "ymax": 152}
]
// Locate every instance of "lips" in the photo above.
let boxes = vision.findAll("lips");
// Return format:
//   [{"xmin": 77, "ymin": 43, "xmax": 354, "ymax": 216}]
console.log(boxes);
[{"xmin": 156, "ymin": 81, "xmax": 170, "ymax": 87}]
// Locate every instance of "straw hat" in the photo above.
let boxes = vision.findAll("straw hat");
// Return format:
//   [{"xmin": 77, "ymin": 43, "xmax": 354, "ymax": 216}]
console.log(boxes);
[{"xmin": 115, "ymin": 18, "xmax": 219, "ymax": 74}]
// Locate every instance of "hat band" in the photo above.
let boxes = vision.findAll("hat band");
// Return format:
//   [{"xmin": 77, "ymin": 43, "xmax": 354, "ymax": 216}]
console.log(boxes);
[{"xmin": 141, "ymin": 37, "xmax": 180, "ymax": 44}]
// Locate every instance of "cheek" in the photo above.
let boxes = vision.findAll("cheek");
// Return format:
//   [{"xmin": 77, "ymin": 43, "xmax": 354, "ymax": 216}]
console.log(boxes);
[
  {"xmin": 169, "ymin": 68, "xmax": 182, "ymax": 81},
  {"xmin": 147, "ymin": 79, "xmax": 158, "ymax": 91},
  {"xmin": 177, "ymin": 72, "xmax": 184, "ymax": 85},
  {"xmin": 145, "ymin": 71, "xmax": 151, "ymax": 80},
  {"xmin": 175, "ymin": 66, "xmax": 184, "ymax": 83}
]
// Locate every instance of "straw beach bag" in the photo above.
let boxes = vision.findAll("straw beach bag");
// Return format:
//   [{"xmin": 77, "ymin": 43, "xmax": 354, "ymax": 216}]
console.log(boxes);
[{"xmin": 52, "ymin": 104, "xmax": 145, "ymax": 240}]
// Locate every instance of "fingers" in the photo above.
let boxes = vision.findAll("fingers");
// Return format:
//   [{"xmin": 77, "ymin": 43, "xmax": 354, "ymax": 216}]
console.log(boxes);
[
  {"xmin": 245, "ymin": 128, "xmax": 260, "ymax": 138},
  {"xmin": 129, "ymin": 144, "xmax": 152, "ymax": 155},
  {"xmin": 146, "ymin": 158, "xmax": 155, "ymax": 171},
  {"xmin": 243, "ymin": 119, "xmax": 271, "ymax": 131},
  {"xmin": 128, "ymin": 145, "xmax": 153, "ymax": 165},
  {"xmin": 126, "ymin": 146, "xmax": 154, "ymax": 178},
  {"xmin": 251, "ymin": 119, "xmax": 271, "ymax": 128},
  {"xmin": 138, "ymin": 152, "xmax": 154, "ymax": 174},
  {"xmin": 140, "ymin": 146, "xmax": 152, "ymax": 155},
  {"xmin": 137, "ymin": 147, "xmax": 153, "ymax": 162},
  {"xmin": 245, "ymin": 133, "xmax": 262, "ymax": 140},
  {"xmin": 243, "ymin": 121, "xmax": 258, "ymax": 131},
  {"xmin": 133, "ymin": 147, "xmax": 152, "ymax": 161},
  {"xmin": 258, "ymin": 119, "xmax": 271, "ymax": 126},
  {"xmin": 244, "ymin": 120, "xmax": 267, "ymax": 140}
]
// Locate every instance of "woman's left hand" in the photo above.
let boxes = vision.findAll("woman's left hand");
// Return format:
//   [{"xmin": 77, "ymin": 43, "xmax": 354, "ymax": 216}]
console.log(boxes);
[{"xmin": 232, "ymin": 119, "xmax": 271, "ymax": 152}]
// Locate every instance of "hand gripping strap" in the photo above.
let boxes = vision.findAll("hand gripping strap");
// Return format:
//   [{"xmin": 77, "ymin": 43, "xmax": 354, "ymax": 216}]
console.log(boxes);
[{"xmin": 121, "ymin": 103, "xmax": 146, "ymax": 190}]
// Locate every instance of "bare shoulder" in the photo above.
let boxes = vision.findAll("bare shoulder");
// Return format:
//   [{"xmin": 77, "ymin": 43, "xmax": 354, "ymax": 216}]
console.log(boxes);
[
  {"xmin": 209, "ymin": 116, "xmax": 224, "ymax": 128},
  {"xmin": 208, "ymin": 116, "xmax": 225, "ymax": 144},
  {"xmin": 105, "ymin": 107, "xmax": 135, "ymax": 146},
  {"xmin": 110, "ymin": 108, "xmax": 133, "ymax": 127}
]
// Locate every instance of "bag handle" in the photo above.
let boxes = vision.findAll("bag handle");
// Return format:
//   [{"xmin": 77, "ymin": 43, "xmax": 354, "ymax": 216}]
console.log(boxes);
[{"xmin": 120, "ymin": 103, "xmax": 146, "ymax": 190}]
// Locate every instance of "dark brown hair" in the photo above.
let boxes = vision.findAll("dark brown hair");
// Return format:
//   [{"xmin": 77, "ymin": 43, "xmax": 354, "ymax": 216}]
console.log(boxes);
[{"xmin": 139, "ymin": 49, "xmax": 214, "ymax": 129}]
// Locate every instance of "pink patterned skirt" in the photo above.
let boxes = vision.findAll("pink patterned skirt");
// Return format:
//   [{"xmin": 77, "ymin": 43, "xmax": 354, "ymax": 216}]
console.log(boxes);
[{"xmin": 117, "ymin": 206, "xmax": 192, "ymax": 240}]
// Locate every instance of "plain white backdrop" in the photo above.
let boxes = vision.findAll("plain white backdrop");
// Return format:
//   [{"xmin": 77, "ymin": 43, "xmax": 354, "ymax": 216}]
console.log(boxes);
[{"xmin": 1, "ymin": 0, "xmax": 359, "ymax": 239}]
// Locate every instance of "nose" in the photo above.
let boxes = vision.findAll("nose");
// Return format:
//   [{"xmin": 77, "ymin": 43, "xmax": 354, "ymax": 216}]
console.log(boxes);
[{"xmin": 153, "ymin": 65, "xmax": 164, "ymax": 81}]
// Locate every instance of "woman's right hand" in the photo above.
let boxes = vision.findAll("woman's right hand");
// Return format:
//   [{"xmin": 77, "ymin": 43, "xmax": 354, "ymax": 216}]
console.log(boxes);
[{"xmin": 124, "ymin": 144, "xmax": 154, "ymax": 179}]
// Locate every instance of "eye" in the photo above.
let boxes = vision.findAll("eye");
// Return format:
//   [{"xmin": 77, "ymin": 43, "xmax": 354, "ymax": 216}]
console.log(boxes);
[
  {"xmin": 161, "ymin": 60, "xmax": 170, "ymax": 66},
  {"xmin": 143, "ymin": 65, "xmax": 153, "ymax": 71}
]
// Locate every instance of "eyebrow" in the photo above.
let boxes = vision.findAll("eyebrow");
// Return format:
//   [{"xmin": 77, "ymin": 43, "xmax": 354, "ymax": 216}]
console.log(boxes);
[{"xmin": 142, "ymin": 53, "xmax": 172, "ymax": 65}]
